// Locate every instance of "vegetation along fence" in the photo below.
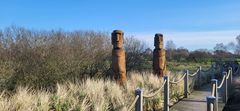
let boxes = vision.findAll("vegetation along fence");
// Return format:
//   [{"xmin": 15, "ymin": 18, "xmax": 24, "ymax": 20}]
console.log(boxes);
[{"xmin": 127, "ymin": 65, "xmax": 239, "ymax": 111}]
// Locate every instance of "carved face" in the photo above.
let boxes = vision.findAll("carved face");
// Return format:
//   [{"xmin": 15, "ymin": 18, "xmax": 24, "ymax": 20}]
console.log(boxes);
[
  {"xmin": 154, "ymin": 33, "xmax": 163, "ymax": 48},
  {"xmin": 112, "ymin": 30, "xmax": 124, "ymax": 49}
]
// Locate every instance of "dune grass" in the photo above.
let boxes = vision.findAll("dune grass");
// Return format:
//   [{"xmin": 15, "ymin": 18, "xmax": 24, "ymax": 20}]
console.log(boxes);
[{"xmin": 0, "ymin": 71, "xmax": 190, "ymax": 111}]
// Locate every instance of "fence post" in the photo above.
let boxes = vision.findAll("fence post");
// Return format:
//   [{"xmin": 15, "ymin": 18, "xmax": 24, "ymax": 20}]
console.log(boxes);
[
  {"xmin": 211, "ymin": 64, "xmax": 215, "ymax": 79},
  {"xmin": 135, "ymin": 88, "xmax": 143, "ymax": 111},
  {"xmin": 223, "ymin": 72, "xmax": 228, "ymax": 103},
  {"xmin": 164, "ymin": 76, "xmax": 169, "ymax": 111},
  {"xmin": 207, "ymin": 96, "xmax": 217, "ymax": 111},
  {"xmin": 184, "ymin": 70, "xmax": 189, "ymax": 98},
  {"xmin": 230, "ymin": 67, "xmax": 232, "ymax": 86},
  {"xmin": 197, "ymin": 66, "xmax": 202, "ymax": 88},
  {"xmin": 228, "ymin": 67, "xmax": 232, "ymax": 97},
  {"xmin": 211, "ymin": 79, "xmax": 218, "ymax": 111},
  {"xmin": 228, "ymin": 67, "xmax": 233, "ymax": 85}
]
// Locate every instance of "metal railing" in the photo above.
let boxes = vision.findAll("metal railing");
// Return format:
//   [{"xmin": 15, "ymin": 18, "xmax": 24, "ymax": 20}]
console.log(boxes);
[{"xmin": 206, "ymin": 67, "xmax": 233, "ymax": 111}]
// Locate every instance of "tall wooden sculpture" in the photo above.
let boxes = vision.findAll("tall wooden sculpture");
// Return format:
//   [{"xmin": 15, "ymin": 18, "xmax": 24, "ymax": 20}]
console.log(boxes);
[
  {"xmin": 153, "ymin": 33, "xmax": 167, "ymax": 77},
  {"xmin": 111, "ymin": 30, "xmax": 126, "ymax": 85}
]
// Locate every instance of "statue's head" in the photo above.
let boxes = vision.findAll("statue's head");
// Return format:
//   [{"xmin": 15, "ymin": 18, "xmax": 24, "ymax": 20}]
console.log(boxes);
[
  {"xmin": 154, "ymin": 33, "xmax": 163, "ymax": 49},
  {"xmin": 112, "ymin": 30, "xmax": 124, "ymax": 49}
]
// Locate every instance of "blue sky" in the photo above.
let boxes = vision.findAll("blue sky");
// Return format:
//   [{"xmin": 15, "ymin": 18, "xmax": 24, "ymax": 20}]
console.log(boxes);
[{"xmin": 0, "ymin": 0, "xmax": 240, "ymax": 50}]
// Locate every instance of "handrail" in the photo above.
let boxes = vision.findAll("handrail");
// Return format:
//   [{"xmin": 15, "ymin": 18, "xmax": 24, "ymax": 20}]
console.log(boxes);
[
  {"xmin": 211, "ymin": 84, "xmax": 216, "ymax": 96},
  {"xmin": 127, "ymin": 95, "xmax": 139, "ymax": 111},
  {"xmin": 169, "ymin": 73, "xmax": 186, "ymax": 84},
  {"xmin": 143, "ymin": 80, "xmax": 166, "ymax": 98},
  {"xmin": 226, "ymin": 69, "xmax": 231, "ymax": 79},
  {"xmin": 188, "ymin": 69, "xmax": 199, "ymax": 77},
  {"xmin": 217, "ymin": 75, "xmax": 226, "ymax": 89}
]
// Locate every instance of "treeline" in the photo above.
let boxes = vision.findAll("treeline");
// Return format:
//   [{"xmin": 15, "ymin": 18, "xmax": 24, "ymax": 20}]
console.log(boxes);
[
  {"xmin": 0, "ymin": 26, "xmax": 239, "ymax": 90},
  {"xmin": 0, "ymin": 26, "xmax": 148, "ymax": 90},
  {"xmin": 164, "ymin": 48, "xmax": 236, "ymax": 63},
  {"xmin": 163, "ymin": 37, "xmax": 240, "ymax": 62}
]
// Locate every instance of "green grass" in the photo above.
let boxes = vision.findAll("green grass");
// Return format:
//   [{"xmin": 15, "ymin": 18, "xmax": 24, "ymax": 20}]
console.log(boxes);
[{"xmin": 167, "ymin": 61, "xmax": 212, "ymax": 72}]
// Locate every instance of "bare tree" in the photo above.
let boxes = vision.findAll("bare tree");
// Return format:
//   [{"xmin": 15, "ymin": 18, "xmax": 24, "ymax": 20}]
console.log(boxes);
[
  {"xmin": 165, "ymin": 40, "xmax": 176, "ymax": 50},
  {"xmin": 214, "ymin": 43, "xmax": 227, "ymax": 52},
  {"xmin": 227, "ymin": 42, "xmax": 235, "ymax": 53},
  {"xmin": 0, "ymin": 26, "xmax": 113, "ymax": 89},
  {"xmin": 235, "ymin": 35, "xmax": 240, "ymax": 55},
  {"xmin": 124, "ymin": 37, "xmax": 147, "ymax": 71},
  {"xmin": 174, "ymin": 47, "xmax": 189, "ymax": 61},
  {"xmin": 165, "ymin": 40, "xmax": 176, "ymax": 61}
]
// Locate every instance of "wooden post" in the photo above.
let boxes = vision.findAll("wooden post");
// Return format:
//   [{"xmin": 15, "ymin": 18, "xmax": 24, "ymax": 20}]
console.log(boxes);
[
  {"xmin": 184, "ymin": 70, "xmax": 189, "ymax": 98},
  {"xmin": 164, "ymin": 76, "xmax": 169, "ymax": 111},
  {"xmin": 211, "ymin": 64, "xmax": 215, "ymax": 79},
  {"xmin": 111, "ymin": 30, "xmax": 126, "ymax": 85},
  {"xmin": 153, "ymin": 33, "xmax": 166, "ymax": 77},
  {"xmin": 228, "ymin": 67, "xmax": 232, "ymax": 97},
  {"xmin": 207, "ymin": 96, "xmax": 217, "ymax": 111},
  {"xmin": 211, "ymin": 79, "xmax": 218, "ymax": 111},
  {"xmin": 197, "ymin": 66, "xmax": 202, "ymax": 88},
  {"xmin": 223, "ymin": 72, "xmax": 228, "ymax": 103},
  {"xmin": 229, "ymin": 67, "xmax": 232, "ymax": 86},
  {"xmin": 135, "ymin": 88, "xmax": 143, "ymax": 111}
]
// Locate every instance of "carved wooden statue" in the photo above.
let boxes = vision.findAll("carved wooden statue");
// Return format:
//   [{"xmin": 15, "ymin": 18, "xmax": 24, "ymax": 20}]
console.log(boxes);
[
  {"xmin": 153, "ymin": 33, "xmax": 167, "ymax": 77},
  {"xmin": 112, "ymin": 30, "xmax": 126, "ymax": 85}
]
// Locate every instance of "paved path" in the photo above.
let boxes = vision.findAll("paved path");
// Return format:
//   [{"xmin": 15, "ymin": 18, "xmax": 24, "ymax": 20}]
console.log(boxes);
[{"xmin": 170, "ymin": 84, "xmax": 225, "ymax": 111}]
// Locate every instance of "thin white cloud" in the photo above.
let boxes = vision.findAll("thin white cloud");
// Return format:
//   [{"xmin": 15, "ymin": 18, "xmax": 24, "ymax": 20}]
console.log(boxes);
[{"xmin": 126, "ymin": 30, "xmax": 240, "ymax": 51}]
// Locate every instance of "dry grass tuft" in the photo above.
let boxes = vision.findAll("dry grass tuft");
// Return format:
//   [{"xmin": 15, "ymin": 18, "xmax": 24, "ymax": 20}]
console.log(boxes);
[{"xmin": 0, "ymin": 72, "xmax": 187, "ymax": 111}]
